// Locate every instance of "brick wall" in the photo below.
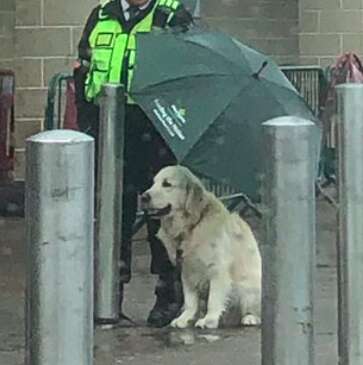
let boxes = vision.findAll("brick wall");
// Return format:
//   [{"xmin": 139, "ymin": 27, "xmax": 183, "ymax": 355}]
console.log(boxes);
[
  {"xmin": 299, "ymin": 0, "xmax": 363, "ymax": 66},
  {"xmin": 13, "ymin": 0, "xmax": 99, "ymax": 179},
  {"xmin": 10, "ymin": 0, "xmax": 363, "ymax": 179},
  {"xmin": 11, "ymin": 0, "xmax": 302, "ymax": 179},
  {"xmin": 0, "ymin": 0, "xmax": 15, "ymax": 68},
  {"xmin": 201, "ymin": 0, "xmax": 300, "ymax": 65}
]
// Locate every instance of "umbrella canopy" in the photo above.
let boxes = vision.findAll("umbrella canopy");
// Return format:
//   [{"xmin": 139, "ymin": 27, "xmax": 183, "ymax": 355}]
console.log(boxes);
[{"xmin": 130, "ymin": 29, "xmax": 320, "ymax": 198}]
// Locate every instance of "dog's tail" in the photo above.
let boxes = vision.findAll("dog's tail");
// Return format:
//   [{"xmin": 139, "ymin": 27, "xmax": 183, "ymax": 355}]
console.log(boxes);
[{"xmin": 231, "ymin": 213, "xmax": 261, "ymax": 254}]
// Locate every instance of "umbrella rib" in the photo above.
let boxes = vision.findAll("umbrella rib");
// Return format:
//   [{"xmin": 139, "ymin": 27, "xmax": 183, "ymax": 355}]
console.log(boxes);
[
  {"xmin": 184, "ymin": 37, "xmax": 297, "ymax": 90},
  {"xmin": 257, "ymin": 78, "xmax": 316, "ymax": 118},
  {"xmin": 132, "ymin": 73, "xmax": 235, "ymax": 92},
  {"xmin": 191, "ymin": 45, "xmax": 250, "ymax": 73},
  {"xmin": 184, "ymin": 35, "xmax": 252, "ymax": 71}
]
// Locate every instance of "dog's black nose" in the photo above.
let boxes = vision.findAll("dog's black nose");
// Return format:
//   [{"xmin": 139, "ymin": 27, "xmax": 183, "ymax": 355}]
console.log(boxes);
[{"xmin": 141, "ymin": 192, "xmax": 151, "ymax": 204}]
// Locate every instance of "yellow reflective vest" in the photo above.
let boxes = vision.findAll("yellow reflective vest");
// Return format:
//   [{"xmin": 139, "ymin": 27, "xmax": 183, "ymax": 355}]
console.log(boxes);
[{"xmin": 85, "ymin": 0, "xmax": 181, "ymax": 103}]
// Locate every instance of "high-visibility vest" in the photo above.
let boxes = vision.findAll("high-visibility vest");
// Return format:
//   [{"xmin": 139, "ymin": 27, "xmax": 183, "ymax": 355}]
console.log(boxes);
[{"xmin": 85, "ymin": 0, "xmax": 181, "ymax": 103}]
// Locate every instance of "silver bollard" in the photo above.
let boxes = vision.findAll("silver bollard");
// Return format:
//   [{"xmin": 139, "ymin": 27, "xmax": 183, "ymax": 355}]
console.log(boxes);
[
  {"xmin": 336, "ymin": 84, "xmax": 363, "ymax": 365},
  {"xmin": 95, "ymin": 84, "xmax": 126, "ymax": 322},
  {"xmin": 25, "ymin": 130, "xmax": 94, "ymax": 365},
  {"xmin": 261, "ymin": 117, "xmax": 316, "ymax": 365},
  {"xmin": 193, "ymin": 0, "xmax": 201, "ymax": 18}
]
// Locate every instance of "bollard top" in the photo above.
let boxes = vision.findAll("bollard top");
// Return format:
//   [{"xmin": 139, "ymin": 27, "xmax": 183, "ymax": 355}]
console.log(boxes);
[
  {"xmin": 263, "ymin": 116, "xmax": 315, "ymax": 127},
  {"xmin": 26, "ymin": 130, "xmax": 94, "ymax": 144},
  {"xmin": 100, "ymin": 83, "xmax": 126, "ymax": 98},
  {"xmin": 336, "ymin": 83, "xmax": 363, "ymax": 90}
]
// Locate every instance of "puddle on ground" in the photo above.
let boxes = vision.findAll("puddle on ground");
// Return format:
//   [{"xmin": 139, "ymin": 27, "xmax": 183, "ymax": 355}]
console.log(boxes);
[
  {"xmin": 140, "ymin": 327, "xmax": 241, "ymax": 348},
  {"xmin": 95, "ymin": 321, "xmax": 258, "ymax": 355}
]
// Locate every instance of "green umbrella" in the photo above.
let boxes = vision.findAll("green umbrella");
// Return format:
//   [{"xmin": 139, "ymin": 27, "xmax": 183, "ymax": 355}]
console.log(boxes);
[{"xmin": 130, "ymin": 29, "xmax": 320, "ymax": 198}]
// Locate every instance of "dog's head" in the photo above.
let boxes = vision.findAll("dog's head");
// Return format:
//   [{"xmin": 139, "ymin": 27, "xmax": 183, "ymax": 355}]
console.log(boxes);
[{"xmin": 141, "ymin": 165, "xmax": 206, "ymax": 220}]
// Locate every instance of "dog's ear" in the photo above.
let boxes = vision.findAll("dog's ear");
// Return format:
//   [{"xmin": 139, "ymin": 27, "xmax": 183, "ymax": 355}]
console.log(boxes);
[{"xmin": 185, "ymin": 180, "xmax": 205, "ymax": 217}]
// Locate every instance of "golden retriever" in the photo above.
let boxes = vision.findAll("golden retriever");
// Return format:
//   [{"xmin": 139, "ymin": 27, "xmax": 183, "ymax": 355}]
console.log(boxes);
[{"xmin": 141, "ymin": 165, "xmax": 261, "ymax": 329}]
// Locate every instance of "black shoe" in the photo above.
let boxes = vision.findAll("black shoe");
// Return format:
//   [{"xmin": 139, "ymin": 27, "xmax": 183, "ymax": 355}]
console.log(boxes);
[
  {"xmin": 147, "ymin": 300, "xmax": 181, "ymax": 328},
  {"xmin": 147, "ymin": 278, "xmax": 183, "ymax": 328}
]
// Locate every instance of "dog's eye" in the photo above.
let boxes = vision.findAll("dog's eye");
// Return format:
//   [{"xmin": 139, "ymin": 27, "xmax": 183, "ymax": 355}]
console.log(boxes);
[{"xmin": 162, "ymin": 180, "xmax": 172, "ymax": 188}]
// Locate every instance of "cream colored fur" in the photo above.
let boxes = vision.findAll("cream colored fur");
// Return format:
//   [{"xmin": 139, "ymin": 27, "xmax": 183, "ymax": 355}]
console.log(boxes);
[{"xmin": 143, "ymin": 165, "xmax": 261, "ymax": 329}]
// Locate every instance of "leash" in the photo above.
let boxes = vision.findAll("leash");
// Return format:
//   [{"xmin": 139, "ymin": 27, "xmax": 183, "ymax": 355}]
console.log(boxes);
[
  {"xmin": 172, "ymin": 204, "xmax": 210, "ymax": 306},
  {"xmin": 174, "ymin": 237, "xmax": 184, "ymax": 307}
]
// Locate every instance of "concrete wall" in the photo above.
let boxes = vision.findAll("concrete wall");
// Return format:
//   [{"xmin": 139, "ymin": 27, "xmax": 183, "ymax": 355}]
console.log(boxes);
[
  {"xmin": 13, "ymin": 0, "xmax": 99, "ymax": 179},
  {"xmin": 299, "ymin": 0, "xmax": 363, "ymax": 66},
  {"xmin": 201, "ymin": 0, "xmax": 300, "ymax": 65},
  {"xmin": 0, "ymin": 0, "xmax": 15, "ymax": 68}
]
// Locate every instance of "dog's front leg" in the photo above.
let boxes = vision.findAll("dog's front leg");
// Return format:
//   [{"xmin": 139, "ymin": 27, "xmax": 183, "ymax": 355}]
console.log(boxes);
[
  {"xmin": 195, "ymin": 273, "xmax": 231, "ymax": 329},
  {"xmin": 170, "ymin": 275, "xmax": 199, "ymax": 329}
]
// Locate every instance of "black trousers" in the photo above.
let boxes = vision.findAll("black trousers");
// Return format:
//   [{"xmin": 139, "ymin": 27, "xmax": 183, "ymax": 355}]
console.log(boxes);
[
  {"xmin": 76, "ymin": 98, "xmax": 176, "ymax": 284},
  {"xmin": 119, "ymin": 104, "xmax": 177, "ymax": 282}
]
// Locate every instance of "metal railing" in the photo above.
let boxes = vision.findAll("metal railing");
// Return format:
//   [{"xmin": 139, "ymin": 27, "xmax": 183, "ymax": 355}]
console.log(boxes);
[
  {"xmin": 280, "ymin": 65, "xmax": 326, "ymax": 118},
  {"xmin": 44, "ymin": 73, "xmax": 74, "ymax": 130},
  {"xmin": 0, "ymin": 70, "xmax": 15, "ymax": 180}
]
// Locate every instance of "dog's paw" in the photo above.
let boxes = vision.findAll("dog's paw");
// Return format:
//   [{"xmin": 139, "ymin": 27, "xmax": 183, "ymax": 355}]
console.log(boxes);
[
  {"xmin": 241, "ymin": 314, "xmax": 261, "ymax": 326},
  {"xmin": 170, "ymin": 315, "xmax": 192, "ymax": 329},
  {"xmin": 195, "ymin": 316, "xmax": 219, "ymax": 329}
]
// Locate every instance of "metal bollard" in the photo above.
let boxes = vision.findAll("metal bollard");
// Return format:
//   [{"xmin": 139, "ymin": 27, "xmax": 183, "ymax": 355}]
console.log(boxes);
[
  {"xmin": 336, "ymin": 84, "xmax": 363, "ymax": 365},
  {"xmin": 25, "ymin": 130, "xmax": 94, "ymax": 365},
  {"xmin": 261, "ymin": 117, "xmax": 317, "ymax": 365},
  {"xmin": 95, "ymin": 84, "xmax": 126, "ymax": 323},
  {"xmin": 193, "ymin": 0, "xmax": 201, "ymax": 18}
]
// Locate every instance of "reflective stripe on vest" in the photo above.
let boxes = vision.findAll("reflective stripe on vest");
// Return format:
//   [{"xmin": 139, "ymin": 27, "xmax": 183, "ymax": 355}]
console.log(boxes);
[
  {"xmin": 85, "ymin": 0, "xmax": 180, "ymax": 103},
  {"xmin": 159, "ymin": 0, "xmax": 179, "ymax": 9}
]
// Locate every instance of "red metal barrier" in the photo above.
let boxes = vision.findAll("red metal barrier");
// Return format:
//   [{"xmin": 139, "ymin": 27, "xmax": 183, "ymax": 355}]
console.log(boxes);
[
  {"xmin": 0, "ymin": 70, "xmax": 15, "ymax": 181},
  {"xmin": 63, "ymin": 79, "xmax": 79, "ymax": 130}
]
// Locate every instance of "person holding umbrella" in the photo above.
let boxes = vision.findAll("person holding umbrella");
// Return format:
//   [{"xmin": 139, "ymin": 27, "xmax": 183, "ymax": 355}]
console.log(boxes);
[{"xmin": 74, "ymin": 0, "xmax": 193, "ymax": 327}]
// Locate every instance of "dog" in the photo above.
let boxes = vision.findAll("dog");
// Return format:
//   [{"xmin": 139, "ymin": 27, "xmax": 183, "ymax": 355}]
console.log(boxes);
[{"xmin": 141, "ymin": 165, "xmax": 261, "ymax": 329}]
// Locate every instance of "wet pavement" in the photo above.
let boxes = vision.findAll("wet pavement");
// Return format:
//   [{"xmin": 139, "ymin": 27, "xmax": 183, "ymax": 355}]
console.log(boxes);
[{"xmin": 0, "ymin": 196, "xmax": 338, "ymax": 365}]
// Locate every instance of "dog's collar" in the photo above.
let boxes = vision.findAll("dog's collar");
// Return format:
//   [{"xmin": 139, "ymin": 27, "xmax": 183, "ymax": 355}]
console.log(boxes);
[
  {"xmin": 174, "ymin": 233, "xmax": 184, "ymax": 290},
  {"xmin": 187, "ymin": 200, "xmax": 210, "ymax": 232}
]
